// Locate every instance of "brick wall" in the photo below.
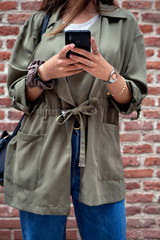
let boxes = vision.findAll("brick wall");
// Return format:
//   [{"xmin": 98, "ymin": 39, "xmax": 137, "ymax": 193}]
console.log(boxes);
[{"xmin": 0, "ymin": 0, "xmax": 160, "ymax": 239}]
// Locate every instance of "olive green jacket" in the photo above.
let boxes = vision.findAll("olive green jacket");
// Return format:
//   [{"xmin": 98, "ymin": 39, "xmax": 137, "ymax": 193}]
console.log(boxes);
[{"xmin": 4, "ymin": 3, "xmax": 148, "ymax": 215}]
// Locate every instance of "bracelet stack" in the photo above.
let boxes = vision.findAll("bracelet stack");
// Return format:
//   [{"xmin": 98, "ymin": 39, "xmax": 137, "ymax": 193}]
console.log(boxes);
[
  {"xmin": 107, "ymin": 77, "xmax": 126, "ymax": 97},
  {"xmin": 26, "ymin": 60, "xmax": 56, "ymax": 90}
]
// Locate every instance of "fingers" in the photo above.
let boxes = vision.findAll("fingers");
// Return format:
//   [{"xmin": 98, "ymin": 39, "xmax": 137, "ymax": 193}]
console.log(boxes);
[
  {"xmin": 66, "ymin": 69, "xmax": 84, "ymax": 77},
  {"xmin": 91, "ymin": 37, "xmax": 99, "ymax": 54},
  {"xmin": 59, "ymin": 43, "xmax": 75, "ymax": 58},
  {"xmin": 71, "ymin": 48, "xmax": 93, "ymax": 60},
  {"xmin": 69, "ymin": 54, "xmax": 93, "ymax": 69}
]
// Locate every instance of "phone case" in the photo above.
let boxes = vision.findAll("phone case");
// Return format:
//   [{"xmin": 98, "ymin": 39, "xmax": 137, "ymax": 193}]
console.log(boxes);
[{"xmin": 65, "ymin": 30, "xmax": 91, "ymax": 58}]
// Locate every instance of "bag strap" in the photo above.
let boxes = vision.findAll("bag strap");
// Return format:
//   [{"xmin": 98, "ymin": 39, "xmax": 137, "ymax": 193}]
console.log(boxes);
[
  {"xmin": 40, "ymin": 13, "xmax": 51, "ymax": 41},
  {"xmin": 11, "ymin": 13, "xmax": 51, "ymax": 136}
]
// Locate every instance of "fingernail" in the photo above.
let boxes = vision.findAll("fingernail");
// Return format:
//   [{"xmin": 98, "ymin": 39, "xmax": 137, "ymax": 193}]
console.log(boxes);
[{"xmin": 70, "ymin": 44, "xmax": 75, "ymax": 48}]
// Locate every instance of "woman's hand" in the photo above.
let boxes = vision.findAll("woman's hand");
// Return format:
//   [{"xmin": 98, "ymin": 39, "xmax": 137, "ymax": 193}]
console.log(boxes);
[
  {"xmin": 70, "ymin": 37, "xmax": 132, "ymax": 105},
  {"xmin": 38, "ymin": 43, "xmax": 83, "ymax": 81},
  {"xmin": 69, "ymin": 37, "xmax": 113, "ymax": 81}
]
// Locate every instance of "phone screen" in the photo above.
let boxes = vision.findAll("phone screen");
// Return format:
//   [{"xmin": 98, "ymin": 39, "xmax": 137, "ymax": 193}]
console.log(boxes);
[{"xmin": 65, "ymin": 30, "xmax": 91, "ymax": 58}]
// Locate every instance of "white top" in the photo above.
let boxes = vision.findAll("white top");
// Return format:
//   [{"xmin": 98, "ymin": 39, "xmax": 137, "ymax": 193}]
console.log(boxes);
[{"xmin": 64, "ymin": 14, "xmax": 99, "ymax": 31}]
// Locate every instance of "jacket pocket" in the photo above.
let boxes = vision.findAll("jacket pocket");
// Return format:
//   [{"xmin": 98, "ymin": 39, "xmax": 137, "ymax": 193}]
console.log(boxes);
[
  {"xmin": 4, "ymin": 131, "xmax": 43, "ymax": 191},
  {"xmin": 97, "ymin": 123, "xmax": 124, "ymax": 181}
]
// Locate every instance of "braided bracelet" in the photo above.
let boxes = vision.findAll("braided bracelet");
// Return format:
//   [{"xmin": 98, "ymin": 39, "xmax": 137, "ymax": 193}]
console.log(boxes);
[
  {"xmin": 107, "ymin": 77, "xmax": 126, "ymax": 97},
  {"xmin": 26, "ymin": 60, "xmax": 56, "ymax": 90}
]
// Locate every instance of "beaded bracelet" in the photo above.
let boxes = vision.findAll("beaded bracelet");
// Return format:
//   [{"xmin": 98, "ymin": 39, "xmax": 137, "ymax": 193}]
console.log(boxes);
[{"xmin": 107, "ymin": 77, "xmax": 126, "ymax": 97}]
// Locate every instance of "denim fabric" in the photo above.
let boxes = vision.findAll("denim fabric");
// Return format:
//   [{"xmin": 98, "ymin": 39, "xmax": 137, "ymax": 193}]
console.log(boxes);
[{"xmin": 19, "ymin": 129, "xmax": 126, "ymax": 240}]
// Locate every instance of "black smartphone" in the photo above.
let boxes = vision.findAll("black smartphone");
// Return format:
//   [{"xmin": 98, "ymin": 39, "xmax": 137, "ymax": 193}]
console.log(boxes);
[{"xmin": 65, "ymin": 30, "xmax": 91, "ymax": 58}]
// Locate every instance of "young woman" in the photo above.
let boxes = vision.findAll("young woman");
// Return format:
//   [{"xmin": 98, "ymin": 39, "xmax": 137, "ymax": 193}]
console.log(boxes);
[{"xmin": 4, "ymin": 0, "xmax": 148, "ymax": 239}]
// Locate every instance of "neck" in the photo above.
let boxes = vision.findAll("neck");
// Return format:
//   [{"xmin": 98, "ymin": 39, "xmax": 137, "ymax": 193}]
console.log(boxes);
[{"xmin": 62, "ymin": 1, "xmax": 98, "ymax": 24}]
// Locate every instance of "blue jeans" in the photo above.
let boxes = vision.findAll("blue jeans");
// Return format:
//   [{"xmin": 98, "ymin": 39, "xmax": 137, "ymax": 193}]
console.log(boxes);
[{"xmin": 19, "ymin": 129, "xmax": 126, "ymax": 240}]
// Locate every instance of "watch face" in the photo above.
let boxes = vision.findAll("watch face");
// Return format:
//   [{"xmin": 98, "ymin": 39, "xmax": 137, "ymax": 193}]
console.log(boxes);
[{"xmin": 112, "ymin": 72, "xmax": 117, "ymax": 80}]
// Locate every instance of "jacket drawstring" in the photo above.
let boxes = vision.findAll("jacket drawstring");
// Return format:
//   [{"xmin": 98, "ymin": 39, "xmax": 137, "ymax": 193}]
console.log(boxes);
[{"xmin": 56, "ymin": 99, "xmax": 97, "ymax": 167}]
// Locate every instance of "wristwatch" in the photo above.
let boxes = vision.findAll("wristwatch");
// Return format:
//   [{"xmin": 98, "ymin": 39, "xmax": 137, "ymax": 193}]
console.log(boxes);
[{"xmin": 107, "ymin": 68, "xmax": 118, "ymax": 84}]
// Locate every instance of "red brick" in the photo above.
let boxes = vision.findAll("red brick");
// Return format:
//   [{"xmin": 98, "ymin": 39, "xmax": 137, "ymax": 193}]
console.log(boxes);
[
  {"xmin": 8, "ymin": 111, "xmax": 23, "ymax": 120},
  {"xmin": 0, "ymin": 14, "xmax": 2, "ymax": 22},
  {"xmin": 11, "ymin": 208, "xmax": 20, "ymax": 217},
  {"xmin": 145, "ymin": 37, "xmax": 160, "ymax": 47},
  {"xmin": 120, "ymin": 133, "xmax": 140, "ymax": 142},
  {"xmin": 143, "ymin": 230, "xmax": 160, "ymax": 239},
  {"xmin": 0, "ymin": 26, "xmax": 19, "ymax": 36},
  {"xmin": 127, "ymin": 218, "xmax": 155, "ymax": 228},
  {"xmin": 157, "ymin": 147, "xmax": 160, "ymax": 153},
  {"xmin": 122, "ymin": 1, "xmax": 152, "ymax": 9},
  {"xmin": 0, "ymin": 193, "xmax": 4, "ymax": 204},
  {"xmin": 123, "ymin": 144, "xmax": 153, "ymax": 154},
  {"xmin": 0, "ymin": 1, "xmax": 17, "ymax": 10},
  {"xmin": 126, "ymin": 230, "xmax": 140, "ymax": 239},
  {"xmin": 0, "ymin": 51, "xmax": 11, "ymax": 60},
  {"xmin": 143, "ymin": 182, "xmax": 160, "ymax": 191},
  {"xmin": 142, "ymin": 13, "xmax": 160, "ymax": 23},
  {"xmin": 0, "ymin": 231, "xmax": 11, "ymax": 240},
  {"xmin": 122, "ymin": 157, "xmax": 140, "ymax": 167},
  {"xmin": 7, "ymin": 14, "xmax": 31, "ymax": 24},
  {"xmin": 0, "ymin": 206, "xmax": 11, "ymax": 217},
  {"xmin": 143, "ymin": 110, "xmax": 160, "ymax": 119},
  {"xmin": 0, "ymin": 98, "xmax": 12, "ymax": 108},
  {"xmin": 0, "ymin": 110, "xmax": 5, "ymax": 120},
  {"xmin": 0, "ymin": 186, "xmax": 3, "ymax": 193},
  {"xmin": 145, "ymin": 206, "xmax": 160, "ymax": 215},
  {"xmin": 66, "ymin": 230, "xmax": 78, "ymax": 240},
  {"xmin": 0, "ymin": 123, "xmax": 18, "ymax": 132},
  {"xmin": 124, "ymin": 121, "xmax": 153, "ymax": 131},
  {"xmin": 157, "ymin": 170, "xmax": 160, "ymax": 177},
  {"xmin": 139, "ymin": 24, "xmax": 153, "ymax": 34},
  {"xmin": 0, "ymin": 219, "xmax": 21, "ymax": 229},
  {"xmin": 0, "ymin": 74, "xmax": 7, "ymax": 83},
  {"xmin": 0, "ymin": 86, "xmax": 5, "ymax": 95},
  {"xmin": 147, "ymin": 74, "xmax": 154, "ymax": 83},
  {"xmin": 21, "ymin": 1, "xmax": 41, "ymax": 11},
  {"xmin": 157, "ymin": 27, "xmax": 160, "ymax": 34},
  {"xmin": 144, "ymin": 157, "xmax": 160, "ymax": 166},
  {"xmin": 157, "ymin": 74, "xmax": 160, "ymax": 83},
  {"xmin": 142, "ymin": 97, "xmax": 155, "ymax": 106},
  {"xmin": 0, "ymin": 63, "xmax": 4, "ymax": 71},
  {"xmin": 13, "ymin": 230, "xmax": 23, "ymax": 240},
  {"xmin": 126, "ymin": 206, "xmax": 141, "ymax": 216},
  {"xmin": 132, "ymin": 12, "xmax": 139, "ymax": 20},
  {"xmin": 0, "ymin": 40, "xmax": 2, "ymax": 48},
  {"xmin": 126, "ymin": 181, "xmax": 140, "ymax": 190},
  {"xmin": 145, "ymin": 49, "xmax": 154, "ymax": 57},
  {"xmin": 6, "ymin": 39, "xmax": 16, "ymax": 49},
  {"xmin": 126, "ymin": 193, "xmax": 154, "ymax": 203},
  {"xmin": 143, "ymin": 134, "xmax": 160, "ymax": 142},
  {"xmin": 157, "ymin": 122, "xmax": 160, "ymax": 129},
  {"xmin": 66, "ymin": 218, "xmax": 78, "ymax": 229},
  {"xmin": 158, "ymin": 49, "xmax": 160, "ymax": 58},
  {"xmin": 124, "ymin": 169, "xmax": 153, "ymax": 178},
  {"xmin": 156, "ymin": 0, "xmax": 160, "ymax": 9}
]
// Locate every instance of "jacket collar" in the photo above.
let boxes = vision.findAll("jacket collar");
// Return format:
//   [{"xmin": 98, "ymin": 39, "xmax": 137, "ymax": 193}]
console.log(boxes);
[{"xmin": 47, "ymin": 3, "xmax": 127, "ymax": 28}]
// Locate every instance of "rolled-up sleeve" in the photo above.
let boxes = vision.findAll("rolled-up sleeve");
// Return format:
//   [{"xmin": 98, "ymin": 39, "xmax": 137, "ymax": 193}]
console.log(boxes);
[
  {"xmin": 110, "ymin": 23, "xmax": 148, "ymax": 119},
  {"xmin": 7, "ymin": 12, "xmax": 45, "ymax": 115}
]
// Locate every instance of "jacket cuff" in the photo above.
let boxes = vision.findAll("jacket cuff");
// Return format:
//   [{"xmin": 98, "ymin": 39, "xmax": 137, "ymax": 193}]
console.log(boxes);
[
  {"xmin": 109, "ymin": 80, "xmax": 142, "ymax": 119},
  {"xmin": 9, "ymin": 76, "xmax": 43, "ymax": 115}
]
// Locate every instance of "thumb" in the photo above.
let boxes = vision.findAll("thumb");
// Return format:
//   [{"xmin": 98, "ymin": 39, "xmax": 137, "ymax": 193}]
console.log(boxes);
[{"xmin": 59, "ymin": 43, "xmax": 75, "ymax": 58}]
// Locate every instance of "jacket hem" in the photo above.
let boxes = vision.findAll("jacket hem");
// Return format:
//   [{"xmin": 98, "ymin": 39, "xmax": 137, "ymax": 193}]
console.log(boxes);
[
  {"xmin": 79, "ymin": 189, "xmax": 126, "ymax": 206},
  {"xmin": 4, "ymin": 179, "xmax": 70, "ymax": 216},
  {"xmin": 4, "ymin": 192, "xmax": 70, "ymax": 216}
]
